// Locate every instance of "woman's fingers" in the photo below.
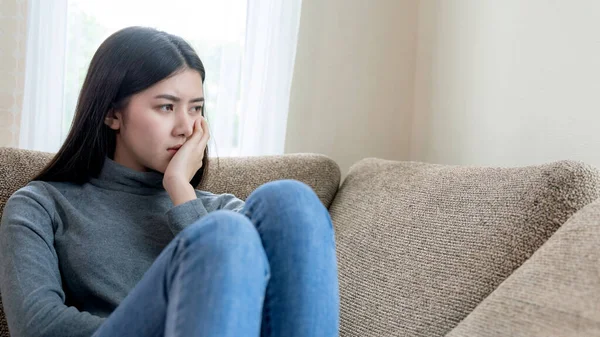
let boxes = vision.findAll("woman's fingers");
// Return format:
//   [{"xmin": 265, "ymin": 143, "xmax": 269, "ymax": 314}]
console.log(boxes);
[
  {"xmin": 193, "ymin": 118, "xmax": 203, "ymax": 140},
  {"xmin": 196, "ymin": 117, "xmax": 210, "ymax": 154},
  {"xmin": 200, "ymin": 117, "xmax": 210, "ymax": 141}
]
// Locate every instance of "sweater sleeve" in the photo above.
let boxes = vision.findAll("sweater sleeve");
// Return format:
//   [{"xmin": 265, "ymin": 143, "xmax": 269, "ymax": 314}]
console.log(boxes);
[
  {"xmin": 165, "ymin": 191, "xmax": 245, "ymax": 236},
  {"xmin": 0, "ymin": 184, "xmax": 105, "ymax": 337}
]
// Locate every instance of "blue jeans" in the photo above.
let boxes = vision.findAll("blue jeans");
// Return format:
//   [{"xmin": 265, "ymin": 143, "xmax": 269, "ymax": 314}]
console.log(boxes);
[{"xmin": 92, "ymin": 179, "xmax": 340, "ymax": 337}]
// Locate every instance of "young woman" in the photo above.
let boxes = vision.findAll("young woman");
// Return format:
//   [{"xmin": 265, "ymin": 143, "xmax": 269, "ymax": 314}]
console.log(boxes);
[{"xmin": 0, "ymin": 26, "xmax": 339, "ymax": 337}]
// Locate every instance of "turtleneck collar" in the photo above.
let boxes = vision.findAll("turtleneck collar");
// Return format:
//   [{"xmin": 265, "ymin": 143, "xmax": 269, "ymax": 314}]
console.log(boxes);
[{"xmin": 89, "ymin": 157, "xmax": 166, "ymax": 195}]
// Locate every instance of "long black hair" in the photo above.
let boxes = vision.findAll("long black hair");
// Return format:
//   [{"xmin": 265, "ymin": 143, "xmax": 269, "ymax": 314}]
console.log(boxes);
[{"xmin": 32, "ymin": 26, "xmax": 209, "ymax": 187}]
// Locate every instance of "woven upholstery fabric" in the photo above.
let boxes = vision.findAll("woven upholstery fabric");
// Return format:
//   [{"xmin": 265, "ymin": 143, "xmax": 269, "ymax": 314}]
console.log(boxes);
[
  {"xmin": 0, "ymin": 298, "xmax": 7, "ymax": 337},
  {"xmin": 0, "ymin": 147, "xmax": 341, "ymax": 213},
  {"xmin": 197, "ymin": 152, "xmax": 340, "ymax": 208},
  {"xmin": 446, "ymin": 197, "xmax": 600, "ymax": 337},
  {"xmin": 330, "ymin": 158, "xmax": 600, "ymax": 337},
  {"xmin": 0, "ymin": 148, "xmax": 54, "ymax": 215},
  {"xmin": 0, "ymin": 147, "xmax": 340, "ymax": 336}
]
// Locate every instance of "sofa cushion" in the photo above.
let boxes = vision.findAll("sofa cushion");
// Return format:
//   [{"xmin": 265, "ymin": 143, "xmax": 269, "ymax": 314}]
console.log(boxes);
[
  {"xmin": 446, "ymin": 197, "xmax": 600, "ymax": 337},
  {"xmin": 330, "ymin": 158, "xmax": 600, "ymax": 337}
]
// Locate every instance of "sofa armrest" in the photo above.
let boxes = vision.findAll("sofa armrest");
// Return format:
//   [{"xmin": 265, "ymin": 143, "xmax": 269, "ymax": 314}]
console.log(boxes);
[
  {"xmin": 330, "ymin": 158, "xmax": 600, "ymax": 337},
  {"xmin": 446, "ymin": 197, "xmax": 600, "ymax": 337}
]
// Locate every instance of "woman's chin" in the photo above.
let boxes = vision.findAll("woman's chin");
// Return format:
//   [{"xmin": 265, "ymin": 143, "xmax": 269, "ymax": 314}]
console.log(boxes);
[{"xmin": 145, "ymin": 159, "xmax": 167, "ymax": 174}]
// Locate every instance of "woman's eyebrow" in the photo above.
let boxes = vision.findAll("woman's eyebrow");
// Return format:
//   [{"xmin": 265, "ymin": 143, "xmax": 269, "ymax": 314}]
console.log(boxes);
[{"xmin": 154, "ymin": 94, "xmax": 204, "ymax": 103}]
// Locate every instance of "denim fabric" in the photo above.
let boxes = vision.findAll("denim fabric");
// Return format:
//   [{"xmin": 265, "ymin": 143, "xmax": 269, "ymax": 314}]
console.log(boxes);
[{"xmin": 92, "ymin": 180, "xmax": 339, "ymax": 337}]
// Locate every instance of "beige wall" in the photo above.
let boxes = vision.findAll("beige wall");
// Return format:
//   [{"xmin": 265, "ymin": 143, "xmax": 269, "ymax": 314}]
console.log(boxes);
[
  {"xmin": 411, "ymin": 0, "xmax": 600, "ymax": 168},
  {"xmin": 7, "ymin": 1, "xmax": 599, "ymax": 173},
  {"xmin": 0, "ymin": 0, "xmax": 27, "ymax": 148},
  {"xmin": 285, "ymin": 0, "xmax": 419, "ymax": 178}
]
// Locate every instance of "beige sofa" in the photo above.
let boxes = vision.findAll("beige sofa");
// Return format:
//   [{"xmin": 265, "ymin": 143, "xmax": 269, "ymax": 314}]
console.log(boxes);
[{"xmin": 1, "ymin": 147, "xmax": 599, "ymax": 337}]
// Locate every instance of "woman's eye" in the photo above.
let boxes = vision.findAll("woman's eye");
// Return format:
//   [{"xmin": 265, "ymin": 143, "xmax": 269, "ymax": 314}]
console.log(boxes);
[
  {"xmin": 193, "ymin": 106, "xmax": 203, "ymax": 112},
  {"xmin": 159, "ymin": 104, "xmax": 174, "ymax": 111}
]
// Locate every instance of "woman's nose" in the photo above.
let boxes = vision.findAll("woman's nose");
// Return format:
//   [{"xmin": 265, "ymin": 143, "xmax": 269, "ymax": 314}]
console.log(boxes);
[{"xmin": 174, "ymin": 112, "xmax": 194, "ymax": 138}]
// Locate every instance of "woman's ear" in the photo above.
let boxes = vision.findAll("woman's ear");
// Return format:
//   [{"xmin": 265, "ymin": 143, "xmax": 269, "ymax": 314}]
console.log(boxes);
[{"xmin": 104, "ymin": 109, "xmax": 122, "ymax": 130}]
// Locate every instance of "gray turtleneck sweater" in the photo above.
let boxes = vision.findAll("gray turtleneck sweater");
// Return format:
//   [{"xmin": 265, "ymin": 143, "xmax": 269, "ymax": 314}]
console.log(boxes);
[{"xmin": 0, "ymin": 157, "xmax": 245, "ymax": 337}]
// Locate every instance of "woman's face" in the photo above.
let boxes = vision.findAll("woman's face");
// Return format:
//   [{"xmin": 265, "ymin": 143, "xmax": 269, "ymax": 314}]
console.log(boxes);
[{"xmin": 106, "ymin": 69, "xmax": 204, "ymax": 173}]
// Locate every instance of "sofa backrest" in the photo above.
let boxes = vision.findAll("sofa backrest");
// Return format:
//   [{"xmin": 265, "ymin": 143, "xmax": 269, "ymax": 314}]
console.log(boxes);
[
  {"xmin": 0, "ymin": 147, "xmax": 341, "ymax": 336},
  {"xmin": 330, "ymin": 158, "xmax": 600, "ymax": 337},
  {"xmin": 0, "ymin": 147, "xmax": 341, "ymax": 214}
]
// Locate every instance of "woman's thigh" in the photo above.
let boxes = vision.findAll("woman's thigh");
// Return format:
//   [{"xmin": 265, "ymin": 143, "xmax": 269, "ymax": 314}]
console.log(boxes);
[
  {"xmin": 92, "ymin": 210, "xmax": 268, "ymax": 337},
  {"xmin": 91, "ymin": 232, "xmax": 179, "ymax": 337}
]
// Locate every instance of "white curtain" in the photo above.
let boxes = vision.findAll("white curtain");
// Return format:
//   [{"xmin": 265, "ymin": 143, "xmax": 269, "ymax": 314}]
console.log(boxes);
[
  {"xmin": 19, "ymin": 0, "xmax": 68, "ymax": 152},
  {"xmin": 19, "ymin": 0, "xmax": 302, "ymax": 156},
  {"xmin": 238, "ymin": 0, "xmax": 303, "ymax": 156},
  {"xmin": 206, "ymin": 26, "xmax": 243, "ymax": 157}
]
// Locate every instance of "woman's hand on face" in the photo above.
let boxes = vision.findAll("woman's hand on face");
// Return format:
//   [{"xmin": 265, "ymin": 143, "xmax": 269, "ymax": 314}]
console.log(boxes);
[{"xmin": 163, "ymin": 117, "xmax": 210, "ymax": 201}]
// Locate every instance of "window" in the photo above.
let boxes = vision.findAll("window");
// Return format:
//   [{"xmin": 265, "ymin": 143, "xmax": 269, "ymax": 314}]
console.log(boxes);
[
  {"xmin": 20, "ymin": 0, "xmax": 300, "ymax": 156},
  {"xmin": 64, "ymin": 0, "xmax": 247, "ymax": 156}
]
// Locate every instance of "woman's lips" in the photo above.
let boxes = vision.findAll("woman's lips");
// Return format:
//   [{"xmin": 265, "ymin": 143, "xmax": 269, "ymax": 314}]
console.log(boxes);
[{"xmin": 167, "ymin": 144, "xmax": 182, "ymax": 153}]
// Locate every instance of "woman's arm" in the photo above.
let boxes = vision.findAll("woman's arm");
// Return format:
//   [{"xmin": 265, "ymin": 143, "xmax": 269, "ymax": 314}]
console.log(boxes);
[
  {"xmin": 0, "ymin": 186, "xmax": 105, "ymax": 337},
  {"xmin": 165, "ymin": 191, "xmax": 245, "ymax": 236}
]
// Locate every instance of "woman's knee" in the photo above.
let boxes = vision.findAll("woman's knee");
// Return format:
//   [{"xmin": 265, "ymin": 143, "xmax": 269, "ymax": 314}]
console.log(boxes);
[
  {"xmin": 246, "ymin": 179, "xmax": 322, "ymax": 210},
  {"xmin": 181, "ymin": 211, "xmax": 268, "ymax": 268},
  {"xmin": 246, "ymin": 180, "xmax": 333, "ymax": 239}
]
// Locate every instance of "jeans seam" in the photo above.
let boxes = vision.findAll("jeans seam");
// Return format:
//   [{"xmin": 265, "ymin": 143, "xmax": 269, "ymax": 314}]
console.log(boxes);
[
  {"xmin": 170, "ymin": 236, "xmax": 191, "ymax": 337},
  {"xmin": 262, "ymin": 282, "xmax": 273, "ymax": 337},
  {"xmin": 244, "ymin": 198, "xmax": 273, "ymax": 336}
]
